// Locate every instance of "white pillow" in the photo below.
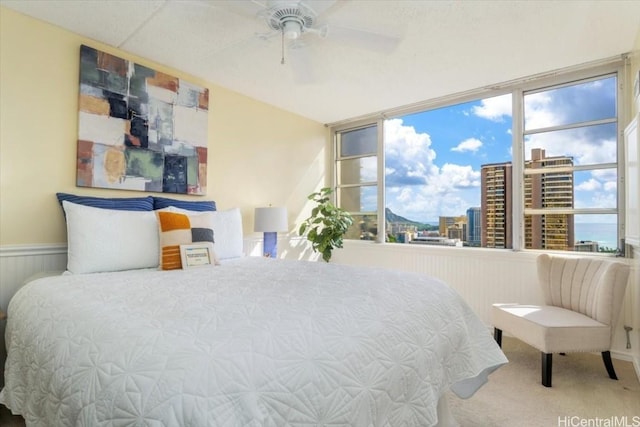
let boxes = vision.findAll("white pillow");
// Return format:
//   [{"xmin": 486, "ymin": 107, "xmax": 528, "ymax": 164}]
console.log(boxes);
[
  {"xmin": 211, "ymin": 208, "xmax": 244, "ymax": 260},
  {"xmin": 62, "ymin": 201, "xmax": 159, "ymax": 274},
  {"xmin": 155, "ymin": 206, "xmax": 244, "ymax": 260}
]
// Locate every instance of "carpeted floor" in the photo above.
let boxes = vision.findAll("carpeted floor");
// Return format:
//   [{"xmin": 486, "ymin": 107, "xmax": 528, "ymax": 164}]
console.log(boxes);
[
  {"xmin": 2, "ymin": 337, "xmax": 639, "ymax": 426},
  {"xmin": 447, "ymin": 337, "xmax": 640, "ymax": 426}
]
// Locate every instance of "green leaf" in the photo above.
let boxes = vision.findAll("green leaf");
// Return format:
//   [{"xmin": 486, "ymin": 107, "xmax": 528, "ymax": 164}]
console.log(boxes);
[{"xmin": 300, "ymin": 187, "xmax": 352, "ymax": 262}]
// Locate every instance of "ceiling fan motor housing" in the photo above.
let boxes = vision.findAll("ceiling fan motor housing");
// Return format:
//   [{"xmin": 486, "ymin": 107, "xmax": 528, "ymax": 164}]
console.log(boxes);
[{"xmin": 264, "ymin": 2, "xmax": 317, "ymax": 37}]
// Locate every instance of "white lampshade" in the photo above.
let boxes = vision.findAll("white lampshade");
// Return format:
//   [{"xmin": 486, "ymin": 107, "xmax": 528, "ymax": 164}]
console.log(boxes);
[{"xmin": 254, "ymin": 207, "xmax": 288, "ymax": 232}]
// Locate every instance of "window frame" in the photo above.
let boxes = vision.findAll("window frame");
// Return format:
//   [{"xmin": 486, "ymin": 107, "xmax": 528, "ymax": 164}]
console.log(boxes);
[
  {"xmin": 333, "ymin": 118, "xmax": 385, "ymax": 242},
  {"xmin": 514, "ymin": 65, "xmax": 625, "ymax": 251},
  {"xmin": 330, "ymin": 58, "xmax": 628, "ymax": 254}
]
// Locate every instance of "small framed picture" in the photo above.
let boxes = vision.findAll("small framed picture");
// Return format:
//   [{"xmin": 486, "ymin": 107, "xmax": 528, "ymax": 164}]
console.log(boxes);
[{"xmin": 180, "ymin": 242, "xmax": 216, "ymax": 268}]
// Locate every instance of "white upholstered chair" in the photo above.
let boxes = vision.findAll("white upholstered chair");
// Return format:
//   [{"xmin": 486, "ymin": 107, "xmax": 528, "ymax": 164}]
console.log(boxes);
[{"xmin": 492, "ymin": 253, "xmax": 630, "ymax": 387}]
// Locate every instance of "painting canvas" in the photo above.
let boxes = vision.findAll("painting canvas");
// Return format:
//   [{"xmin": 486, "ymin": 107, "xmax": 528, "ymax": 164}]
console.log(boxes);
[{"xmin": 77, "ymin": 45, "xmax": 209, "ymax": 195}]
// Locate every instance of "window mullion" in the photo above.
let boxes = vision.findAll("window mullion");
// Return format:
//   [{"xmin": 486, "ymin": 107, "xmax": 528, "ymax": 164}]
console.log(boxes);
[
  {"xmin": 524, "ymin": 163, "xmax": 617, "ymax": 175},
  {"xmin": 524, "ymin": 117, "xmax": 616, "ymax": 136},
  {"xmin": 338, "ymin": 182, "xmax": 376, "ymax": 189},
  {"xmin": 377, "ymin": 118, "xmax": 385, "ymax": 243},
  {"xmin": 512, "ymin": 88, "xmax": 525, "ymax": 251},
  {"xmin": 525, "ymin": 208, "xmax": 617, "ymax": 215},
  {"xmin": 337, "ymin": 153, "xmax": 375, "ymax": 161}
]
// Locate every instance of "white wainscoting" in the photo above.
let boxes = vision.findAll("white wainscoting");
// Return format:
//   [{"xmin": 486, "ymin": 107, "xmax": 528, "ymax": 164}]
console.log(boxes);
[
  {"xmin": 0, "ymin": 244, "xmax": 68, "ymax": 311},
  {"xmin": 0, "ymin": 244, "xmax": 68, "ymax": 387},
  {"xmin": 332, "ymin": 241, "xmax": 544, "ymax": 326},
  {"xmin": 1, "ymin": 240, "xmax": 638, "ymax": 382}
]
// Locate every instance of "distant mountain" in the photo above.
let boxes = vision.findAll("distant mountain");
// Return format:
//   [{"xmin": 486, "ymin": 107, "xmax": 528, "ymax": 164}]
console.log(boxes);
[
  {"xmin": 385, "ymin": 208, "xmax": 420, "ymax": 224},
  {"xmin": 385, "ymin": 207, "xmax": 438, "ymax": 230}
]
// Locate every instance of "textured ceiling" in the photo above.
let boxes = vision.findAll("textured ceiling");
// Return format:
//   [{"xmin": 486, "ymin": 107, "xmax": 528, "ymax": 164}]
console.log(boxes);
[{"xmin": 2, "ymin": 0, "xmax": 639, "ymax": 124}]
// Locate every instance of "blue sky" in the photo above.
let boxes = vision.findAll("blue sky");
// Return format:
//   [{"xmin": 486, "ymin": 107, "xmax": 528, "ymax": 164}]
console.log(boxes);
[{"xmin": 379, "ymin": 76, "xmax": 618, "ymax": 225}]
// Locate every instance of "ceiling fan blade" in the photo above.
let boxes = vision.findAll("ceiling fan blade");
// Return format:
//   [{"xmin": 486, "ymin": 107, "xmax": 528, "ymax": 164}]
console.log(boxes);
[
  {"xmin": 326, "ymin": 24, "xmax": 401, "ymax": 54},
  {"xmin": 288, "ymin": 43, "xmax": 316, "ymax": 84},
  {"xmin": 255, "ymin": 29, "xmax": 280, "ymax": 41},
  {"xmin": 206, "ymin": 0, "xmax": 266, "ymax": 19},
  {"xmin": 305, "ymin": 0, "xmax": 341, "ymax": 17}
]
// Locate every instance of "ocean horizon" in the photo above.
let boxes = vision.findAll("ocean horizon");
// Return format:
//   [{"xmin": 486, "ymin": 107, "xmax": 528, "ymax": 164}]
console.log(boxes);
[
  {"xmin": 418, "ymin": 221, "xmax": 618, "ymax": 249},
  {"xmin": 574, "ymin": 222, "xmax": 618, "ymax": 249}
]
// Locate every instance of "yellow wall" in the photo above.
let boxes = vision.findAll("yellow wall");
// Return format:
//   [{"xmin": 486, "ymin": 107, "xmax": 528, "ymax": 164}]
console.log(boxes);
[{"xmin": 0, "ymin": 7, "xmax": 329, "ymax": 245}]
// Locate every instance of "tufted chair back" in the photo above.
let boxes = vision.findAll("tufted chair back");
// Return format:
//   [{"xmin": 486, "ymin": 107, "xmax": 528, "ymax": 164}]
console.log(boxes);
[{"xmin": 537, "ymin": 253, "xmax": 630, "ymax": 334}]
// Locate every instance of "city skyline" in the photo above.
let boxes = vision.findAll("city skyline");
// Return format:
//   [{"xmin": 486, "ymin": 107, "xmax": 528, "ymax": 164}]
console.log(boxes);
[{"xmin": 380, "ymin": 77, "xmax": 618, "ymax": 226}]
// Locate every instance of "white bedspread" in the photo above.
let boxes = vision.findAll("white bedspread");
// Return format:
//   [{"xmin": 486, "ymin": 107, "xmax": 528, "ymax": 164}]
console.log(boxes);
[{"xmin": 1, "ymin": 257, "xmax": 506, "ymax": 426}]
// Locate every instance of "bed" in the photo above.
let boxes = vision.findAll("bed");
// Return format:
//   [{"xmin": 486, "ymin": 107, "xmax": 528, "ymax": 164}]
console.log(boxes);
[{"xmin": 0, "ymin": 196, "xmax": 507, "ymax": 426}]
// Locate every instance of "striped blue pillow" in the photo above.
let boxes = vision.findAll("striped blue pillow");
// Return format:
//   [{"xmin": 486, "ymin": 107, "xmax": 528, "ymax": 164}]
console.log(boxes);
[
  {"xmin": 56, "ymin": 193, "xmax": 154, "ymax": 211},
  {"xmin": 152, "ymin": 196, "xmax": 216, "ymax": 212}
]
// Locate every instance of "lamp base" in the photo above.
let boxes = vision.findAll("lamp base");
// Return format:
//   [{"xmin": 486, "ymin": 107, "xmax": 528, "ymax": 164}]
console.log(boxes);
[{"xmin": 263, "ymin": 232, "xmax": 277, "ymax": 258}]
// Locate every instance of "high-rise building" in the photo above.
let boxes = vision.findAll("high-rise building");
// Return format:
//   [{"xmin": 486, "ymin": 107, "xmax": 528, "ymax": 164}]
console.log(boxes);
[
  {"xmin": 466, "ymin": 207, "xmax": 481, "ymax": 247},
  {"xmin": 447, "ymin": 222, "xmax": 466, "ymax": 240},
  {"xmin": 439, "ymin": 216, "xmax": 466, "ymax": 237},
  {"xmin": 524, "ymin": 148, "xmax": 574, "ymax": 250},
  {"xmin": 479, "ymin": 149, "xmax": 575, "ymax": 250},
  {"xmin": 481, "ymin": 162, "xmax": 512, "ymax": 248}
]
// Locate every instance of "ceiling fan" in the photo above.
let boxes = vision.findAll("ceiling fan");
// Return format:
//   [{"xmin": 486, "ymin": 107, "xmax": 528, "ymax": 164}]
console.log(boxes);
[
  {"xmin": 216, "ymin": 0, "xmax": 402, "ymax": 83},
  {"xmin": 258, "ymin": 1, "xmax": 328, "ymax": 42}
]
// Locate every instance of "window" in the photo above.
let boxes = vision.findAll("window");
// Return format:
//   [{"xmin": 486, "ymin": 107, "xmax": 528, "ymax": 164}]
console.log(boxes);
[
  {"xmin": 335, "ymin": 124, "xmax": 379, "ymax": 240},
  {"xmin": 385, "ymin": 95, "xmax": 513, "ymax": 247},
  {"xmin": 333, "ymin": 63, "xmax": 624, "ymax": 254},
  {"xmin": 522, "ymin": 75, "xmax": 619, "ymax": 252}
]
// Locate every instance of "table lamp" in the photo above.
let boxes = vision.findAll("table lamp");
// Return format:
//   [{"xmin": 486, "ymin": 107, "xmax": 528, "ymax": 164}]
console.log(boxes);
[{"xmin": 254, "ymin": 206, "xmax": 288, "ymax": 258}]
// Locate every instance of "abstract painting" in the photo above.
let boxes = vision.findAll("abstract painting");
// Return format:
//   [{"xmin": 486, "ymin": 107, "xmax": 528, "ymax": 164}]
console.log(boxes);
[{"xmin": 76, "ymin": 45, "xmax": 209, "ymax": 195}]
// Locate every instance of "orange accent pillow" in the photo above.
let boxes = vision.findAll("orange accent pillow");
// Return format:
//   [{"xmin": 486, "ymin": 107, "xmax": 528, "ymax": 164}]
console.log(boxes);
[{"xmin": 156, "ymin": 211, "xmax": 218, "ymax": 270}]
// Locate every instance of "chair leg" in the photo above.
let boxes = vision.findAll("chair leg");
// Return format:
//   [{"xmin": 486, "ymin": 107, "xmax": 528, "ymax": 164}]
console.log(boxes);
[
  {"xmin": 494, "ymin": 328, "xmax": 502, "ymax": 347},
  {"xmin": 602, "ymin": 351, "xmax": 618, "ymax": 380},
  {"xmin": 541, "ymin": 353, "xmax": 552, "ymax": 387}
]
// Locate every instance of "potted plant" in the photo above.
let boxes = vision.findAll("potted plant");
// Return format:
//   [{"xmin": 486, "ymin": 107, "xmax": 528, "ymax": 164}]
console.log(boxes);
[{"xmin": 299, "ymin": 187, "xmax": 354, "ymax": 262}]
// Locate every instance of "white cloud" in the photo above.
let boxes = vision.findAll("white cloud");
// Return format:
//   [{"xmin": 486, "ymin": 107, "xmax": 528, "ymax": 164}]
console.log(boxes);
[
  {"xmin": 384, "ymin": 118, "xmax": 435, "ymax": 161},
  {"xmin": 575, "ymin": 187, "xmax": 617, "ymax": 209},
  {"xmin": 383, "ymin": 119, "xmax": 481, "ymax": 222},
  {"xmin": 523, "ymin": 78, "xmax": 617, "ymax": 167},
  {"xmin": 440, "ymin": 164, "xmax": 480, "ymax": 188},
  {"xmin": 525, "ymin": 134, "xmax": 616, "ymax": 165},
  {"xmin": 575, "ymin": 178, "xmax": 602, "ymax": 191},
  {"xmin": 523, "ymin": 92, "xmax": 557, "ymax": 129},
  {"xmin": 574, "ymin": 170, "xmax": 617, "ymax": 210},
  {"xmin": 472, "ymin": 94, "xmax": 512, "ymax": 121},
  {"xmin": 451, "ymin": 138, "xmax": 483, "ymax": 153},
  {"xmin": 385, "ymin": 185, "xmax": 477, "ymax": 222},
  {"xmin": 591, "ymin": 169, "xmax": 617, "ymax": 181},
  {"xmin": 358, "ymin": 156, "xmax": 377, "ymax": 182}
]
